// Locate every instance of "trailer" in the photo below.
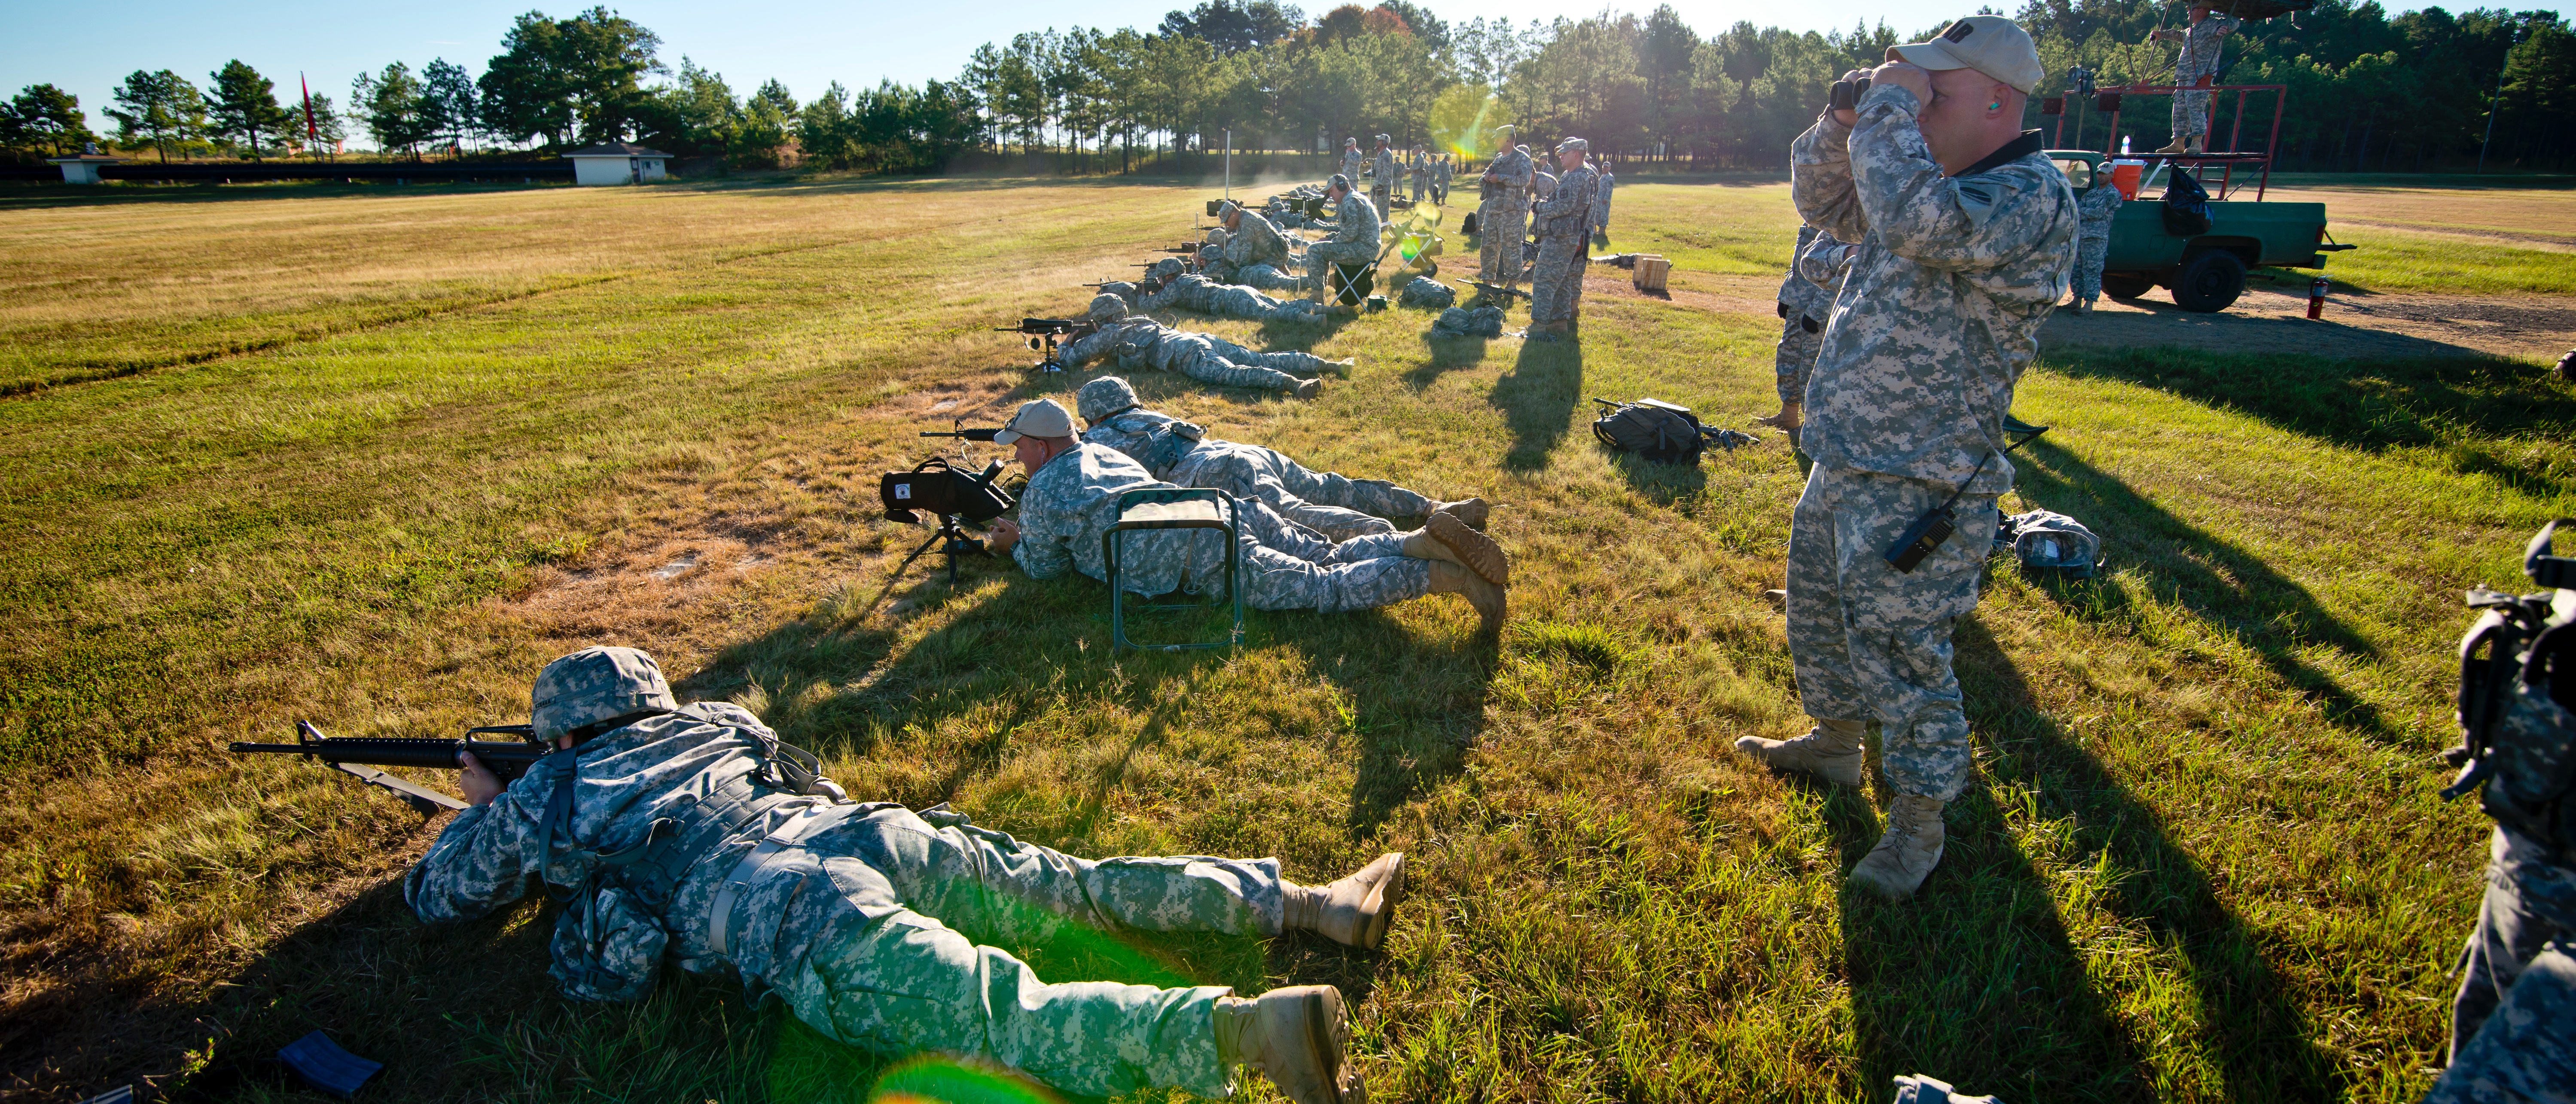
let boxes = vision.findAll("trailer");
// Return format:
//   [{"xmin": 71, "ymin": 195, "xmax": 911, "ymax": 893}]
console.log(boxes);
[{"xmin": 2040, "ymin": 81, "xmax": 2353, "ymax": 313}]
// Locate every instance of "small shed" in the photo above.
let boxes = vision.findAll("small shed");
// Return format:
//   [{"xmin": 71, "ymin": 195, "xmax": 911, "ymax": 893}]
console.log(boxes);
[
  {"xmin": 48, "ymin": 142, "xmax": 123, "ymax": 184},
  {"xmin": 562, "ymin": 143, "xmax": 670, "ymax": 186}
]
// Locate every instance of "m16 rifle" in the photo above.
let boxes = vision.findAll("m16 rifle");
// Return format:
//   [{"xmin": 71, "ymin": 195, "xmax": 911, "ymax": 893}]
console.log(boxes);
[
  {"xmin": 232, "ymin": 720, "xmax": 550, "ymax": 813},
  {"xmin": 994, "ymin": 317, "xmax": 1098, "ymax": 372}
]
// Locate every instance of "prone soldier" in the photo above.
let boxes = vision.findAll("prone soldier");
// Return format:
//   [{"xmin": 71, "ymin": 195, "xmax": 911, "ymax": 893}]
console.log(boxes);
[
  {"xmin": 409, "ymin": 645, "xmax": 1399, "ymax": 1104},
  {"xmin": 985, "ymin": 399, "xmax": 1510, "ymax": 630},
  {"xmin": 1076, "ymin": 375, "xmax": 1489, "ymax": 541},
  {"xmin": 1102, "ymin": 259, "xmax": 1332, "ymax": 325},
  {"xmin": 1059, "ymin": 293, "xmax": 1343, "ymax": 399},
  {"xmin": 1734, "ymin": 15, "xmax": 2074, "ymax": 900}
]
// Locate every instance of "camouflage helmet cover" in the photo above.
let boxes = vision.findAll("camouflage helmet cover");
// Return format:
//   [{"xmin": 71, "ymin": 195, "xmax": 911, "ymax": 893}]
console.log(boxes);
[
  {"xmin": 1076, "ymin": 375, "xmax": 1140, "ymax": 423},
  {"xmin": 1146, "ymin": 257, "xmax": 1186, "ymax": 279},
  {"xmin": 1327, "ymin": 173, "xmax": 1351, "ymax": 193},
  {"xmin": 530, "ymin": 645, "xmax": 676, "ymax": 742},
  {"xmin": 1086, "ymin": 293, "xmax": 1129, "ymax": 321}
]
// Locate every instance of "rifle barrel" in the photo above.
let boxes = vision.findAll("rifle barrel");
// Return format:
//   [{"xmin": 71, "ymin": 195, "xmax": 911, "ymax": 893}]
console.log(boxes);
[{"xmin": 232, "ymin": 736, "xmax": 553, "ymax": 782}]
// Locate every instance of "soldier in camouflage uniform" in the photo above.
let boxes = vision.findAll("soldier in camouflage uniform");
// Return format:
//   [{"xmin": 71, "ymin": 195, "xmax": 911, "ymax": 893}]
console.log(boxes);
[
  {"xmin": 1369, "ymin": 135, "xmax": 1398, "ymax": 219},
  {"xmin": 1075, "ymin": 375, "xmax": 1490, "ymax": 541},
  {"xmin": 409, "ymin": 645, "xmax": 1402, "ymax": 1104},
  {"xmin": 2150, "ymin": 5, "xmax": 2241, "ymax": 155},
  {"xmin": 1735, "ymin": 15, "xmax": 2073, "ymax": 900},
  {"xmin": 1409, "ymin": 146, "xmax": 1428, "ymax": 202},
  {"xmin": 2068, "ymin": 178, "xmax": 2123, "ymax": 314},
  {"xmin": 1526, "ymin": 138, "xmax": 1600, "ymax": 341},
  {"xmin": 986, "ymin": 399, "xmax": 1509, "ymax": 630},
  {"xmin": 1202, "ymin": 202, "xmax": 1309, "ymax": 294},
  {"xmin": 1101, "ymin": 259, "xmax": 1332, "ymax": 326},
  {"xmin": 1302, "ymin": 176, "xmax": 1381, "ymax": 306},
  {"xmin": 1591, "ymin": 156, "xmax": 1616, "ymax": 244},
  {"xmin": 1058, "ymin": 294, "xmax": 1337, "ymax": 399},
  {"xmin": 1432, "ymin": 155, "xmax": 1452, "ymax": 206},
  {"xmin": 1477, "ymin": 130, "xmax": 1536, "ymax": 298},
  {"xmin": 1756, "ymin": 224, "xmax": 1851, "ymax": 444},
  {"xmin": 1338, "ymin": 138, "xmax": 1363, "ymax": 189}
]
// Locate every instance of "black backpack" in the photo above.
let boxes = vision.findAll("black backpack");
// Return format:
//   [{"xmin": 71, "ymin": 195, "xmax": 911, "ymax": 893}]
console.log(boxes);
[
  {"xmin": 2162, "ymin": 167, "xmax": 2214, "ymax": 236},
  {"xmin": 1591, "ymin": 398, "xmax": 1750, "ymax": 465}
]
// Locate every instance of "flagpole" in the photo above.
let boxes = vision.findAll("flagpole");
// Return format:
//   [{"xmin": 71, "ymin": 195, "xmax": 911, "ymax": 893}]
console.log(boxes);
[{"xmin": 300, "ymin": 73, "xmax": 318, "ymax": 159}]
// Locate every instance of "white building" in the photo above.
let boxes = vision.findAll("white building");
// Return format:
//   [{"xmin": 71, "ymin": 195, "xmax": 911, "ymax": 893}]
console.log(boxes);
[{"xmin": 563, "ymin": 143, "xmax": 671, "ymax": 186}]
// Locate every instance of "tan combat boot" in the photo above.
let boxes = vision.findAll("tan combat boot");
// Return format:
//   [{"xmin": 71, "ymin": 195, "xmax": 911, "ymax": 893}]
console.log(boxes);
[
  {"xmin": 1752, "ymin": 401, "xmax": 1803, "ymax": 432},
  {"xmin": 2185, "ymin": 137, "xmax": 2207, "ymax": 155},
  {"xmin": 1216, "ymin": 986, "xmax": 1366, "ymax": 1104},
  {"xmin": 1427, "ymin": 560, "xmax": 1506, "ymax": 632},
  {"xmin": 1283, "ymin": 852, "xmax": 1406, "ymax": 948},
  {"xmin": 1329, "ymin": 358, "xmax": 1357, "ymax": 379},
  {"xmin": 1404, "ymin": 511, "xmax": 1509, "ymax": 585},
  {"xmin": 1848, "ymin": 794, "xmax": 1946, "ymax": 900},
  {"xmin": 1734, "ymin": 718, "xmax": 1866, "ymax": 787},
  {"xmin": 2153, "ymin": 137, "xmax": 2189, "ymax": 154},
  {"xmin": 1430, "ymin": 496, "xmax": 1491, "ymax": 530},
  {"xmin": 1295, "ymin": 378, "xmax": 1322, "ymax": 400}
]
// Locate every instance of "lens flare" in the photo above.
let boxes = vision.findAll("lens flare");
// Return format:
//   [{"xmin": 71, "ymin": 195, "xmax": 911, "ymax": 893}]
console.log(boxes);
[{"xmin": 868, "ymin": 1055, "xmax": 1063, "ymax": 1104}]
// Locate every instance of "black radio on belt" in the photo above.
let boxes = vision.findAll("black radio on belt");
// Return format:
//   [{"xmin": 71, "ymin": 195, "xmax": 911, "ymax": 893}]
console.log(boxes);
[{"xmin": 1885, "ymin": 450, "xmax": 1993, "ymax": 574}]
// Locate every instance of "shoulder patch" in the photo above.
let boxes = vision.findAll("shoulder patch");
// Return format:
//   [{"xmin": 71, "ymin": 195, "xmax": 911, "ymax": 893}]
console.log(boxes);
[{"xmin": 1955, "ymin": 182, "xmax": 1999, "ymax": 226}]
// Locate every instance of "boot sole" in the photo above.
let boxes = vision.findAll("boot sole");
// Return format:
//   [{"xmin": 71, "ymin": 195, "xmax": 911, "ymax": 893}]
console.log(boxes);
[
  {"xmin": 1306, "ymin": 987, "xmax": 1360, "ymax": 1104},
  {"xmin": 1436, "ymin": 499, "xmax": 1491, "ymax": 530},
  {"xmin": 1427, "ymin": 511, "xmax": 1509, "ymax": 586},
  {"xmin": 1359, "ymin": 853, "xmax": 1406, "ymax": 949}
]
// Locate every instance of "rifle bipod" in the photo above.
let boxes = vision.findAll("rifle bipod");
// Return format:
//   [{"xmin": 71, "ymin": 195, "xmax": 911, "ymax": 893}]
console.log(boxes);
[{"xmin": 862, "ymin": 513, "xmax": 988, "ymax": 619}]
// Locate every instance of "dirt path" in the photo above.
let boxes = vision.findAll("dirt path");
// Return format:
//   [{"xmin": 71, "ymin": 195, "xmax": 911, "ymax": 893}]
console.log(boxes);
[{"xmin": 1636, "ymin": 267, "xmax": 2574, "ymax": 361}]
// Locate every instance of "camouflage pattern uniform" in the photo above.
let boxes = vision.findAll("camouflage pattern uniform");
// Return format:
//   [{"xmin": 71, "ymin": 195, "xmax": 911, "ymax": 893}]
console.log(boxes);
[
  {"xmin": 1014, "ymin": 443, "xmax": 1432, "ymax": 612},
  {"xmin": 1777, "ymin": 225, "xmax": 1854, "ymax": 408},
  {"xmin": 1339, "ymin": 144, "xmax": 1363, "ymax": 187},
  {"xmin": 1788, "ymin": 84, "xmax": 2075, "ymax": 801},
  {"xmin": 2170, "ymin": 16, "xmax": 2241, "ymax": 141},
  {"xmin": 1370, "ymin": 143, "xmax": 1398, "ymax": 219},
  {"xmin": 1078, "ymin": 383, "xmax": 1436, "ymax": 541},
  {"xmin": 1592, "ymin": 161, "xmax": 1616, "ymax": 236},
  {"xmin": 405, "ymin": 660, "xmax": 1273, "ymax": 1099},
  {"xmin": 1478, "ymin": 147, "xmax": 1535, "ymax": 292},
  {"xmin": 1210, "ymin": 208, "xmax": 1307, "ymax": 293},
  {"xmin": 1432, "ymin": 158, "xmax": 1451, "ymax": 206},
  {"xmin": 1057, "ymin": 314, "xmax": 1314, "ymax": 395},
  {"xmin": 1409, "ymin": 149, "xmax": 1428, "ymax": 201},
  {"xmin": 1099, "ymin": 264, "xmax": 1329, "ymax": 325},
  {"xmin": 2071, "ymin": 182, "xmax": 2123, "ymax": 305},
  {"xmin": 1528, "ymin": 156, "xmax": 1599, "ymax": 329},
  {"xmin": 1304, "ymin": 190, "xmax": 1381, "ymax": 302},
  {"xmin": 2427, "ymin": 825, "xmax": 2576, "ymax": 1102}
]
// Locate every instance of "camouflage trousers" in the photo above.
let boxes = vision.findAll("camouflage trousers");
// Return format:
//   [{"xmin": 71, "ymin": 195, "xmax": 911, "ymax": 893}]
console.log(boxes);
[
  {"xmin": 1233, "ymin": 262, "xmax": 1309, "ymax": 293},
  {"xmin": 1411, "ymin": 177, "xmax": 1425, "ymax": 201},
  {"xmin": 1171, "ymin": 441, "xmax": 1434, "ymax": 540},
  {"xmin": 1479, "ymin": 204, "xmax": 1527, "ymax": 290},
  {"xmin": 1776, "ymin": 310, "xmax": 1822, "ymax": 407},
  {"xmin": 1168, "ymin": 499, "xmax": 1430, "ymax": 612},
  {"xmin": 2426, "ymin": 827, "xmax": 2576, "ymax": 1102},
  {"xmin": 1183, "ymin": 281, "xmax": 1325, "ymax": 324},
  {"xmin": 765, "ymin": 804, "xmax": 1278, "ymax": 1099},
  {"xmin": 2173, "ymin": 87, "xmax": 2212, "ymax": 139},
  {"xmin": 1786, "ymin": 465, "xmax": 1997, "ymax": 802},
  {"xmin": 2073, "ymin": 223, "xmax": 2113, "ymax": 301},
  {"xmin": 1372, "ymin": 186, "xmax": 1391, "ymax": 220},
  {"xmin": 1530, "ymin": 236, "xmax": 1590, "ymax": 327},
  {"xmin": 1204, "ymin": 336, "xmax": 1338, "ymax": 378},
  {"xmin": 1171, "ymin": 347, "xmax": 1304, "ymax": 394}
]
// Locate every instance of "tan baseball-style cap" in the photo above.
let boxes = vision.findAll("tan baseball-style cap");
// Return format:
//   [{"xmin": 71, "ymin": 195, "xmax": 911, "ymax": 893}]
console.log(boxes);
[
  {"xmin": 992, "ymin": 397, "xmax": 1076, "ymax": 445},
  {"xmin": 1889, "ymin": 15, "xmax": 2046, "ymax": 95}
]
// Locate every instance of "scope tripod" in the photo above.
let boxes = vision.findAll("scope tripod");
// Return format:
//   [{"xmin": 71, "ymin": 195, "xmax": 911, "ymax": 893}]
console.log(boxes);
[{"xmin": 893, "ymin": 512, "xmax": 984, "ymax": 587}]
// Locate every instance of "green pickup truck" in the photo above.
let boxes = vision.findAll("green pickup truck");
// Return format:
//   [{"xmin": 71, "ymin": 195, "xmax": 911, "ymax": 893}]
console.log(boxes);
[{"xmin": 2050, "ymin": 149, "xmax": 2350, "ymax": 313}]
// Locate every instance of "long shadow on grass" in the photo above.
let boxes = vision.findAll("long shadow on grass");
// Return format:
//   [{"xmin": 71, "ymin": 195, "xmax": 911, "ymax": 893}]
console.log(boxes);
[
  {"xmin": 1491, "ymin": 336, "xmax": 1582, "ymax": 470},
  {"xmin": 2040, "ymin": 345, "xmax": 2576, "ymax": 497},
  {"xmin": 1839, "ymin": 617, "xmax": 2333, "ymax": 1101},
  {"xmin": 2012, "ymin": 438, "xmax": 2391, "ymax": 736},
  {"xmin": 1402, "ymin": 332, "xmax": 1492, "ymax": 391}
]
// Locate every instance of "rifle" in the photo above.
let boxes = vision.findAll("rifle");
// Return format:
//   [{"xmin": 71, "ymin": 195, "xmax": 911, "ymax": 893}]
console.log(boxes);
[
  {"xmin": 994, "ymin": 317, "xmax": 1099, "ymax": 373},
  {"xmin": 231, "ymin": 720, "xmax": 549, "ymax": 814},
  {"xmin": 921, "ymin": 422, "xmax": 1003, "ymax": 442},
  {"xmin": 1591, "ymin": 253, "xmax": 1643, "ymax": 269}
]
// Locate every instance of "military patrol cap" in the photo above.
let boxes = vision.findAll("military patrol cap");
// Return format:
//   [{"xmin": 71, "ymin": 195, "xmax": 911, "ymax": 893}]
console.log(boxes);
[
  {"xmin": 1890, "ymin": 15, "xmax": 2046, "ymax": 94},
  {"xmin": 1556, "ymin": 137, "xmax": 1589, "ymax": 154},
  {"xmin": 1327, "ymin": 173, "xmax": 1352, "ymax": 192},
  {"xmin": 1086, "ymin": 293, "xmax": 1128, "ymax": 321},
  {"xmin": 1217, "ymin": 199, "xmax": 1241, "ymax": 219},
  {"xmin": 531, "ymin": 646, "xmax": 676, "ymax": 743},
  {"xmin": 993, "ymin": 398, "xmax": 1077, "ymax": 445},
  {"xmin": 1076, "ymin": 376, "xmax": 1140, "ymax": 423}
]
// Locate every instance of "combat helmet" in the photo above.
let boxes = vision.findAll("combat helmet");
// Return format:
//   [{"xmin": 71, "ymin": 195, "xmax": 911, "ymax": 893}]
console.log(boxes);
[
  {"xmin": 1077, "ymin": 376, "xmax": 1141, "ymax": 424},
  {"xmin": 1146, "ymin": 257, "xmax": 1186, "ymax": 279},
  {"xmin": 1087, "ymin": 293, "xmax": 1130, "ymax": 322},
  {"xmin": 530, "ymin": 645, "xmax": 677, "ymax": 743}
]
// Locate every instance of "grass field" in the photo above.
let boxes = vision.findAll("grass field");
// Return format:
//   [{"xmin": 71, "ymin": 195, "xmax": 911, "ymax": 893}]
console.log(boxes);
[{"xmin": 2, "ymin": 172, "xmax": 2573, "ymax": 1104}]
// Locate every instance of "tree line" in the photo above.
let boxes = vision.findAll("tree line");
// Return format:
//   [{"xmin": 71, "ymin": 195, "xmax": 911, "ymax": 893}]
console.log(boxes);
[{"xmin": 7, "ymin": 0, "xmax": 2574, "ymax": 172}]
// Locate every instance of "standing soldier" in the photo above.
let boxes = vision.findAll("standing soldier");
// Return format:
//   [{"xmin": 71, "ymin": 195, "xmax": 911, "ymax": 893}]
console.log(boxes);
[
  {"xmin": 1591, "ymin": 154, "xmax": 1616, "ymax": 246},
  {"xmin": 1338, "ymin": 137, "xmax": 1363, "ymax": 187},
  {"xmin": 2150, "ymin": 3, "xmax": 2241, "ymax": 155},
  {"xmin": 1369, "ymin": 134, "xmax": 1398, "ymax": 219},
  {"xmin": 1526, "ymin": 138, "xmax": 1598, "ymax": 342},
  {"xmin": 1757, "ymin": 223, "xmax": 1853, "ymax": 443},
  {"xmin": 2068, "ymin": 174, "xmax": 2123, "ymax": 313},
  {"xmin": 1432, "ymin": 154, "xmax": 1452, "ymax": 206},
  {"xmin": 1409, "ymin": 144, "xmax": 1429, "ymax": 203},
  {"xmin": 1735, "ymin": 15, "xmax": 2073, "ymax": 900},
  {"xmin": 1477, "ymin": 127, "xmax": 1535, "ymax": 298}
]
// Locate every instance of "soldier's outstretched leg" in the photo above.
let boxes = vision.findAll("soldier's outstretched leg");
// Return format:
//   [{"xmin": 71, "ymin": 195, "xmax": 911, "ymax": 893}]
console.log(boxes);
[
  {"xmin": 1205, "ymin": 336, "xmax": 1351, "ymax": 378},
  {"xmin": 1177, "ymin": 349, "xmax": 1314, "ymax": 397},
  {"xmin": 1170, "ymin": 448, "xmax": 1393, "ymax": 541}
]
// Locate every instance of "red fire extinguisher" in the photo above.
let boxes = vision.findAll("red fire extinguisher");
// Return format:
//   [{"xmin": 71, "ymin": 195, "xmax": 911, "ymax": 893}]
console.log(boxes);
[{"xmin": 2307, "ymin": 277, "xmax": 2330, "ymax": 319}]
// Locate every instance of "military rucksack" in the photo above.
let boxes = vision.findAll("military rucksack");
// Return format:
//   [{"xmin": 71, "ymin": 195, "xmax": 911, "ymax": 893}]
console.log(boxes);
[
  {"xmin": 1588, "ymin": 398, "xmax": 1756, "ymax": 466},
  {"xmin": 1997, "ymin": 509, "xmax": 2102, "ymax": 578},
  {"xmin": 2448, "ymin": 519, "xmax": 2576, "ymax": 855}
]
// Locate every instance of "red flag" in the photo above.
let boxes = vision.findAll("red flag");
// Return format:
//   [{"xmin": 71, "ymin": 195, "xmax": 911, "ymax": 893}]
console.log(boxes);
[{"xmin": 300, "ymin": 73, "xmax": 317, "ymax": 145}]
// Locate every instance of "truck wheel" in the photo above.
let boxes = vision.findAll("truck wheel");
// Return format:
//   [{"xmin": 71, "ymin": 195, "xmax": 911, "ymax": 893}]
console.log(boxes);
[
  {"xmin": 2100, "ymin": 274, "xmax": 2155, "ymax": 301},
  {"xmin": 2170, "ymin": 251, "xmax": 2246, "ymax": 313}
]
